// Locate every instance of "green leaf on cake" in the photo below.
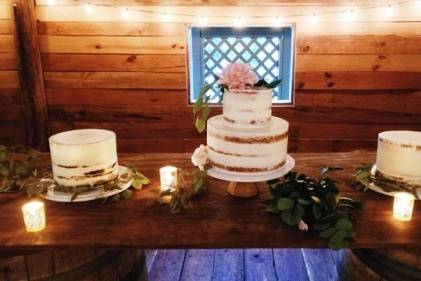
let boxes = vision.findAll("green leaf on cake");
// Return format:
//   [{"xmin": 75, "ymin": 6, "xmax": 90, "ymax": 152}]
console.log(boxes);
[{"xmin": 193, "ymin": 84, "xmax": 212, "ymax": 133}]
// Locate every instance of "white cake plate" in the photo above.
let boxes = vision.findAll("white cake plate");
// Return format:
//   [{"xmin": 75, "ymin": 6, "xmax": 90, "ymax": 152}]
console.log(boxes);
[
  {"xmin": 207, "ymin": 154, "xmax": 295, "ymax": 182},
  {"xmin": 41, "ymin": 165, "xmax": 133, "ymax": 203},
  {"xmin": 368, "ymin": 165, "xmax": 421, "ymax": 200}
]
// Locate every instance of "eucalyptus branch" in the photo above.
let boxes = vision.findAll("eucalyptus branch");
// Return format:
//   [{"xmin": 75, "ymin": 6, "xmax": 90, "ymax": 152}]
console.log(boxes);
[{"xmin": 265, "ymin": 167, "xmax": 361, "ymax": 249}]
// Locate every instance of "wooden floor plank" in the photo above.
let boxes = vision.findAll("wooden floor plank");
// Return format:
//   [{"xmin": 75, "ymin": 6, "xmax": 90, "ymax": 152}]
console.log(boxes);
[
  {"xmin": 145, "ymin": 250, "xmax": 158, "ymax": 274},
  {"xmin": 180, "ymin": 249, "xmax": 215, "ymax": 281},
  {"xmin": 148, "ymin": 249, "xmax": 186, "ymax": 281},
  {"xmin": 301, "ymin": 249, "xmax": 338, "ymax": 281},
  {"xmin": 213, "ymin": 249, "xmax": 245, "ymax": 281},
  {"xmin": 273, "ymin": 249, "xmax": 310, "ymax": 281},
  {"xmin": 244, "ymin": 249, "xmax": 277, "ymax": 281}
]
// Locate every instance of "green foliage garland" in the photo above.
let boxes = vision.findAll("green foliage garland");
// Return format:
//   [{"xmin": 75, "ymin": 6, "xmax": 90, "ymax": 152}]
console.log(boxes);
[{"xmin": 264, "ymin": 167, "xmax": 362, "ymax": 249}]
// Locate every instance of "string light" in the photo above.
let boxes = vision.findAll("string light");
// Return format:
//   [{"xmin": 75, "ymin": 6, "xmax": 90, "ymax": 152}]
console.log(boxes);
[
  {"xmin": 84, "ymin": 2, "xmax": 93, "ymax": 13},
  {"xmin": 345, "ymin": 9, "xmax": 357, "ymax": 21},
  {"xmin": 385, "ymin": 4, "xmax": 395, "ymax": 16},
  {"xmin": 122, "ymin": 8, "xmax": 131, "ymax": 20},
  {"xmin": 43, "ymin": 0, "xmax": 421, "ymax": 25},
  {"xmin": 198, "ymin": 15, "xmax": 207, "ymax": 26},
  {"xmin": 272, "ymin": 16, "xmax": 282, "ymax": 27},
  {"xmin": 235, "ymin": 16, "xmax": 243, "ymax": 28},
  {"xmin": 309, "ymin": 13, "xmax": 318, "ymax": 24}
]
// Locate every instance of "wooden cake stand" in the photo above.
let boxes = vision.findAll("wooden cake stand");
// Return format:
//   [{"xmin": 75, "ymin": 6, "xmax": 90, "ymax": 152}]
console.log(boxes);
[{"xmin": 207, "ymin": 155, "xmax": 295, "ymax": 198}]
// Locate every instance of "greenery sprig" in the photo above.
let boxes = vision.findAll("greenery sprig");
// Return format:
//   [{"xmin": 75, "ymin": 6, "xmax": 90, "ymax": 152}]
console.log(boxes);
[
  {"xmin": 0, "ymin": 145, "xmax": 39, "ymax": 192},
  {"xmin": 264, "ymin": 167, "xmax": 361, "ymax": 249},
  {"xmin": 158, "ymin": 165, "xmax": 209, "ymax": 214},
  {"xmin": 0, "ymin": 145, "xmax": 150, "ymax": 203},
  {"xmin": 354, "ymin": 163, "xmax": 420, "ymax": 199}
]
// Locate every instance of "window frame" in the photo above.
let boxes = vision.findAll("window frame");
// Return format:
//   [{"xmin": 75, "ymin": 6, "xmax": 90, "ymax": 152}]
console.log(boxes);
[{"xmin": 187, "ymin": 25, "xmax": 296, "ymax": 107}]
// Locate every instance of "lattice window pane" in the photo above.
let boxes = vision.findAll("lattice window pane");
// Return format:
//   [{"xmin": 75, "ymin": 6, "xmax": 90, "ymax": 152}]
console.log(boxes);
[
  {"xmin": 189, "ymin": 27, "xmax": 295, "ymax": 105},
  {"xmin": 203, "ymin": 35, "xmax": 281, "ymax": 102}
]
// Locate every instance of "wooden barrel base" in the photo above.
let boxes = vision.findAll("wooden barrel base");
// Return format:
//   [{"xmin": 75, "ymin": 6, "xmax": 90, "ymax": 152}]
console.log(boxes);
[
  {"xmin": 338, "ymin": 249, "xmax": 421, "ymax": 281},
  {"xmin": 226, "ymin": 182, "xmax": 259, "ymax": 198},
  {"xmin": 0, "ymin": 249, "xmax": 146, "ymax": 281}
]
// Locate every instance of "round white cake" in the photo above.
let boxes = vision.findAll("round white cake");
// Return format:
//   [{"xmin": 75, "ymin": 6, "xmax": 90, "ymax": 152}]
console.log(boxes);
[
  {"xmin": 375, "ymin": 130, "xmax": 421, "ymax": 192},
  {"xmin": 207, "ymin": 88, "xmax": 289, "ymax": 173},
  {"xmin": 49, "ymin": 129, "xmax": 119, "ymax": 187}
]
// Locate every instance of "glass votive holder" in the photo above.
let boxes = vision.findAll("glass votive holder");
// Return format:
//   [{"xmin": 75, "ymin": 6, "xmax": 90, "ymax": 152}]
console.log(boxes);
[
  {"xmin": 159, "ymin": 166, "xmax": 178, "ymax": 192},
  {"xmin": 393, "ymin": 192, "xmax": 415, "ymax": 221},
  {"xmin": 22, "ymin": 201, "xmax": 46, "ymax": 232}
]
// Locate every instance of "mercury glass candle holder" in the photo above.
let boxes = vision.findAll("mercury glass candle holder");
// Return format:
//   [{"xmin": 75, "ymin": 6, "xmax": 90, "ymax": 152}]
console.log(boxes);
[
  {"xmin": 159, "ymin": 166, "xmax": 178, "ymax": 192},
  {"xmin": 22, "ymin": 201, "xmax": 46, "ymax": 232},
  {"xmin": 393, "ymin": 192, "xmax": 415, "ymax": 221}
]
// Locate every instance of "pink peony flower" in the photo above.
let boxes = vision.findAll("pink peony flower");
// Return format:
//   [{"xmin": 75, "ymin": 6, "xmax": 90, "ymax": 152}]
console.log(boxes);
[
  {"xmin": 217, "ymin": 62, "xmax": 258, "ymax": 90},
  {"xmin": 298, "ymin": 220, "xmax": 309, "ymax": 231}
]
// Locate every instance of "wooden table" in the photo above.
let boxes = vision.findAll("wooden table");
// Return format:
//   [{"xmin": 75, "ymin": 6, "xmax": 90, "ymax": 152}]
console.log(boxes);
[{"xmin": 0, "ymin": 151, "xmax": 420, "ymax": 250}]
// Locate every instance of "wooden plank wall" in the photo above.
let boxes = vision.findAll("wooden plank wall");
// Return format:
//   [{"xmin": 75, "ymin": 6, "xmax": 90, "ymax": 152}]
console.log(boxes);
[
  {"xmin": 0, "ymin": 0, "xmax": 26, "ymax": 145},
  {"xmin": 2, "ymin": 0, "xmax": 421, "ymax": 152}
]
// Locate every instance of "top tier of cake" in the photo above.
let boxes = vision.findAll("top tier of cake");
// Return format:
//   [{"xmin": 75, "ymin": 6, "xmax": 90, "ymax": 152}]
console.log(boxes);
[
  {"xmin": 376, "ymin": 130, "xmax": 421, "ymax": 180},
  {"xmin": 223, "ymin": 89, "xmax": 272, "ymax": 129},
  {"xmin": 49, "ymin": 129, "xmax": 119, "ymax": 187}
]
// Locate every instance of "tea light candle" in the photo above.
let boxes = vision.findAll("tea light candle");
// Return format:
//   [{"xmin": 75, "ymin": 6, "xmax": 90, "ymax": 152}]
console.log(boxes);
[
  {"xmin": 159, "ymin": 166, "xmax": 178, "ymax": 192},
  {"xmin": 393, "ymin": 192, "xmax": 415, "ymax": 221},
  {"xmin": 22, "ymin": 201, "xmax": 46, "ymax": 232}
]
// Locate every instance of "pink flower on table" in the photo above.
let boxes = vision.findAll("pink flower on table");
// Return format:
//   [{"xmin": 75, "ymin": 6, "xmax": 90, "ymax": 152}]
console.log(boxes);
[
  {"xmin": 298, "ymin": 220, "xmax": 309, "ymax": 231},
  {"xmin": 217, "ymin": 62, "xmax": 258, "ymax": 90}
]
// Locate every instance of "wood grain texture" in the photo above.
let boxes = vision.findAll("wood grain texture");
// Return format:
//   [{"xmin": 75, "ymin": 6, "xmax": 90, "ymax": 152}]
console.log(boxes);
[
  {"xmin": 0, "ymin": 35, "xmax": 15, "ymax": 52},
  {"xmin": 0, "ymin": 19, "xmax": 13, "ymax": 34},
  {"xmin": 14, "ymin": 0, "xmax": 49, "ymax": 150},
  {"xmin": 42, "ymin": 53, "xmax": 186, "ymax": 72},
  {"xmin": 37, "ymin": 21, "xmax": 186, "ymax": 36},
  {"xmin": 44, "ymin": 71, "xmax": 187, "ymax": 89},
  {"xmin": 148, "ymin": 250, "xmax": 186, "ymax": 281},
  {"xmin": 273, "ymin": 249, "xmax": 310, "ymax": 281},
  {"xmin": 0, "ymin": 53, "xmax": 17, "ymax": 70},
  {"xmin": 0, "ymin": 71, "xmax": 19, "ymax": 89},
  {"xmin": 40, "ymin": 35, "xmax": 186, "ymax": 54},
  {"xmin": 0, "ymin": 152, "xmax": 420, "ymax": 249},
  {"xmin": 244, "ymin": 249, "xmax": 277, "ymax": 281},
  {"xmin": 302, "ymin": 249, "xmax": 339, "ymax": 281},
  {"xmin": 179, "ymin": 250, "xmax": 215, "ymax": 281},
  {"xmin": 212, "ymin": 249, "xmax": 244, "ymax": 281}
]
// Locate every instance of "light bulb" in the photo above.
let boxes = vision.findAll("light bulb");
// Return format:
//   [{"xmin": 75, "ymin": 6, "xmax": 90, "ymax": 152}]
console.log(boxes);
[
  {"xmin": 46, "ymin": 0, "xmax": 55, "ymax": 5},
  {"xmin": 162, "ymin": 12, "xmax": 171, "ymax": 22},
  {"xmin": 122, "ymin": 8, "xmax": 130, "ymax": 20},
  {"xmin": 198, "ymin": 15, "xmax": 207, "ymax": 26},
  {"xmin": 385, "ymin": 4, "xmax": 394, "ymax": 16},
  {"xmin": 235, "ymin": 16, "xmax": 243, "ymax": 27},
  {"xmin": 309, "ymin": 13, "xmax": 318, "ymax": 24},
  {"xmin": 272, "ymin": 16, "xmax": 282, "ymax": 27},
  {"xmin": 345, "ymin": 9, "xmax": 357, "ymax": 21},
  {"xmin": 84, "ymin": 2, "xmax": 93, "ymax": 13}
]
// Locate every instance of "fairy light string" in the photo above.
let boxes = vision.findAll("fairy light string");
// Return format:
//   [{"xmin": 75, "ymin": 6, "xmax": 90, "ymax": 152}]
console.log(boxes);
[{"xmin": 45, "ymin": 0, "xmax": 421, "ymax": 25}]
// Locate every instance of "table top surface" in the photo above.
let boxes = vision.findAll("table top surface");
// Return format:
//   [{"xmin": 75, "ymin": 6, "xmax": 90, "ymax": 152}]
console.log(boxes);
[{"xmin": 0, "ymin": 151, "xmax": 419, "ymax": 250}]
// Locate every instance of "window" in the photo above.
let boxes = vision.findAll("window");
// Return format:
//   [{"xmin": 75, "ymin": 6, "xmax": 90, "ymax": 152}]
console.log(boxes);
[{"xmin": 188, "ymin": 26, "xmax": 295, "ymax": 105}]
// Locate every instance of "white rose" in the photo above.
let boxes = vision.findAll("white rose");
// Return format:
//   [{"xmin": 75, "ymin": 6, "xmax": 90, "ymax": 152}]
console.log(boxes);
[
  {"xmin": 191, "ymin": 145, "xmax": 208, "ymax": 171},
  {"xmin": 298, "ymin": 220, "xmax": 309, "ymax": 231}
]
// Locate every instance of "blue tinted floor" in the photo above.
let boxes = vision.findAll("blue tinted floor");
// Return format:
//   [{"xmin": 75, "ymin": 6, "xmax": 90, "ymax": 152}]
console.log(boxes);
[{"xmin": 145, "ymin": 249, "xmax": 345, "ymax": 281}]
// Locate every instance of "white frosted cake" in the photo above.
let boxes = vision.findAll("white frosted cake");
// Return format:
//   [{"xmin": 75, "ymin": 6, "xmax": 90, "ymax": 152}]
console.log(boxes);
[
  {"xmin": 375, "ymin": 130, "xmax": 421, "ymax": 193},
  {"xmin": 207, "ymin": 89, "xmax": 289, "ymax": 173},
  {"xmin": 49, "ymin": 129, "xmax": 119, "ymax": 187}
]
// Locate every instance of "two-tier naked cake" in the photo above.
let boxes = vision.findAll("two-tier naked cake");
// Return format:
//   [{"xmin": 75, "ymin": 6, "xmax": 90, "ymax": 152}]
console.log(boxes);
[
  {"xmin": 49, "ymin": 129, "xmax": 119, "ymax": 187},
  {"xmin": 207, "ymin": 89, "xmax": 289, "ymax": 173},
  {"xmin": 375, "ymin": 130, "xmax": 421, "ymax": 194}
]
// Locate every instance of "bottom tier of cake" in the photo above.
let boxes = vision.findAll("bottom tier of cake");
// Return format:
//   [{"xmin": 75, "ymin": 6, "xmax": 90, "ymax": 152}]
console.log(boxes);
[{"xmin": 207, "ymin": 115, "xmax": 289, "ymax": 173}]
